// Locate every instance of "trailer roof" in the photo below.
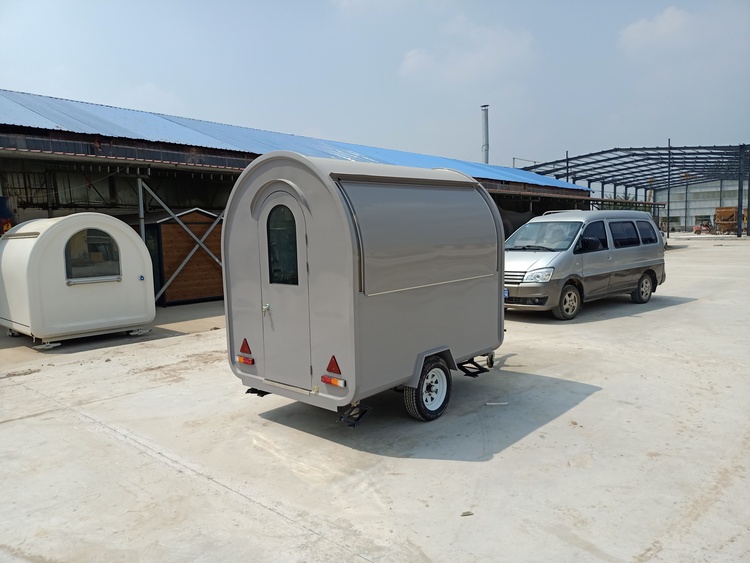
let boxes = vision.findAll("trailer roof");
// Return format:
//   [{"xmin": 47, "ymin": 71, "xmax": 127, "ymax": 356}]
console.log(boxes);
[{"xmin": 0, "ymin": 89, "xmax": 586, "ymax": 192}]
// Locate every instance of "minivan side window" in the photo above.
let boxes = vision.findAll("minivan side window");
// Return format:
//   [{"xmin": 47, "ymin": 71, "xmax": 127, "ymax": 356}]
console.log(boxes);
[
  {"xmin": 581, "ymin": 220, "xmax": 608, "ymax": 250},
  {"xmin": 636, "ymin": 220, "xmax": 658, "ymax": 244},
  {"xmin": 609, "ymin": 221, "xmax": 640, "ymax": 248}
]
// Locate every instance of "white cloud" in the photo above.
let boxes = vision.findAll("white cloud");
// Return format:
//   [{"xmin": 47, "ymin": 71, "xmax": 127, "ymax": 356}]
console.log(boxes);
[
  {"xmin": 398, "ymin": 14, "xmax": 535, "ymax": 84},
  {"xmin": 618, "ymin": 3, "xmax": 750, "ymax": 72},
  {"xmin": 610, "ymin": 2, "xmax": 750, "ymax": 147},
  {"xmin": 618, "ymin": 6, "xmax": 693, "ymax": 57}
]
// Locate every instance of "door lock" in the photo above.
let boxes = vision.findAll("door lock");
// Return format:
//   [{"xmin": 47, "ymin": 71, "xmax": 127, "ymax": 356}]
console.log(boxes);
[{"xmin": 262, "ymin": 304, "xmax": 270, "ymax": 316}]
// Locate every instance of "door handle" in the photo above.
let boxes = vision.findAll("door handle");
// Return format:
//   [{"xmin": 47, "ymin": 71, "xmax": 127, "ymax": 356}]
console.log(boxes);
[{"xmin": 262, "ymin": 304, "xmax": 270, "ymax": 316}]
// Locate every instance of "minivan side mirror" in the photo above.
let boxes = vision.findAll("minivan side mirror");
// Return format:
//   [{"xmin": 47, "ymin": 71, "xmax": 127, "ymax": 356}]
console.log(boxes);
[{"xmin": 577, "ymin": 237, "xmax": 603, "ymax": 253}]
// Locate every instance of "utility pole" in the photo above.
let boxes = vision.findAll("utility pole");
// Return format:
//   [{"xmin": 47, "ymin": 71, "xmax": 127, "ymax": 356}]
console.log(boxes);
[{"xmin": 481, "ymin": 105, "xmax": 489, "ymax": 164}]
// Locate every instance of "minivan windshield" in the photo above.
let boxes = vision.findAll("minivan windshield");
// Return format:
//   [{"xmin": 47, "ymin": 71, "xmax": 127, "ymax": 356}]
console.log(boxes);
[{"xmin": 506, "ymin": 221, "xmax": 583, "ymax": 251}]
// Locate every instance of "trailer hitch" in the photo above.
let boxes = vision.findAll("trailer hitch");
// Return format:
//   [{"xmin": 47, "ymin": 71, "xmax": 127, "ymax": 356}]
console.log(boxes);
[{"xmin": 338, "ymin": 402, "xmax": 372, "ymax": 428}]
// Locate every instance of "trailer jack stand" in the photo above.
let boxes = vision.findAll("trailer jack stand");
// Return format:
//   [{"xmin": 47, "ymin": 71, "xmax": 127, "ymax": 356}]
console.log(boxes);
[
  {"xmin": 338, "ymin": 403, "xmax": 372, "ymax": 428},
  {"xmin": 457, "ymin": 359, "xmax": 489, "ymax": 378},
  {"xmin": 246, "ymin": 388, "xmax": 271, "ymax": 397}
]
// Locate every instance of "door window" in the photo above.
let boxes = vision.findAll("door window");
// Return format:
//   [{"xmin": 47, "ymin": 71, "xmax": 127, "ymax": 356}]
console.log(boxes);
[
  {"xmin": 581, "ymin": 220, "xmax": 608, "ymax": 250},
  {"xmin": 636, "ymin": 220, "xmax": 658, "ymax": 244},
  {"xmin": 609, "ymin": 221, "xmax": 640, "ymax": 248},
  {"xmin": 267, "ymin": 205, "xmax": 298, "ymax": 285}
]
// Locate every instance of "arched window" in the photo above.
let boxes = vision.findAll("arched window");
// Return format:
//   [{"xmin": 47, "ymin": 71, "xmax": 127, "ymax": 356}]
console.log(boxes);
[
  {"xmin": 65, "ymin": 229, "xmax": 121, "ymax": 280},
  {"xmin": 267, "ymin": 205, "xmax": 298, "ymax": 285}
]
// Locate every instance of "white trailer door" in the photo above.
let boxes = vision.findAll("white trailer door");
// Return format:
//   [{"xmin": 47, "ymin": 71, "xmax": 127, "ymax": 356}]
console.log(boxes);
[{"xmin": 258, "ymin": 191, "xmax": 312, "ymax": 390}]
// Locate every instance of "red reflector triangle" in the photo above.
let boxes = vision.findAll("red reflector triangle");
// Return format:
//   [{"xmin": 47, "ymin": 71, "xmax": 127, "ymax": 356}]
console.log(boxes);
[
  {"xmin": 240, "ymin": 338, "xmax": 252, "ymax": 355},
  {"xmin": 326, "ymin": 355, "xmax": 341, "ymax": 375}
]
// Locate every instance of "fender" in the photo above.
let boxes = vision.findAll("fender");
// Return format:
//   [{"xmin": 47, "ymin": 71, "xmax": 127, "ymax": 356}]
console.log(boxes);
[{"xmin": 407, "ymin": 346, "xmax": 457, "ymax": 388}]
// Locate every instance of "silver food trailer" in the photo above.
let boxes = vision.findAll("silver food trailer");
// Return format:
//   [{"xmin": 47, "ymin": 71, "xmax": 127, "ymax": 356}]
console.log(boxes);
[{"xmin": 222, "ymin": 151, "xmax": 504, "ymax": 424}]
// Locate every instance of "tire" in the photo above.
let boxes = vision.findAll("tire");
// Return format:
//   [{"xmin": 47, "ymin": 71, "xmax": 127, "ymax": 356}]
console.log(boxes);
[
  {"xmin": 552, "ymin": 284, "xmax": 581, "ymax": 320},
  {"xmin": 486, "ymin": 353, "xmax": 495, "ymax": 368},
  {"xmin": 404, "ymin": 356, "xmax": 452, "ymax": 421},
  {"xmin": 631, "ymin": 274, "xmax": 653, "ymax": 304}
]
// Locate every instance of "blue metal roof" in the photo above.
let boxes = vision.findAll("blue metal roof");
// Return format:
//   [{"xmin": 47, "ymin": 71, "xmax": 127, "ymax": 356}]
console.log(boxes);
[{"xmin": 0, "ymin": 89, "xmax": 587, "ymax": 191}]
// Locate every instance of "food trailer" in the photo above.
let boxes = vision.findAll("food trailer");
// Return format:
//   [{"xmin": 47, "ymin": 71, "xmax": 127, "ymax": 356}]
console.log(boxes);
[{"xmin": 222, "ymin": 151, "xmax": 504, "ymax": 423}]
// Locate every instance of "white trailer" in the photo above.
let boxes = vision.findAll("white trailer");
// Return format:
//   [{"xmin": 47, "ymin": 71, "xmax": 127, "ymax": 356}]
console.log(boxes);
[
  {"xmin": 222, "ymin": 151, "xmax": 504, "ymax": 423},
  {"xmin": 0, "ymin": 212, "xmax": 155, "ymax": 346}
]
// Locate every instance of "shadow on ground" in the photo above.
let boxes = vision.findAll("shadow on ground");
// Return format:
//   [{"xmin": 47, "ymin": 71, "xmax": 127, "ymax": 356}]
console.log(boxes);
[
  {"xmin": 0, "ymin": 327, "xmax": 189, "ymax": 357},
  {"xmin": 505, "ymin": 294, "xmax": 696, "ymax": 325},
  {"xmin": 259, "ymin": 354, "xmax": 600, "ymax": 462},
  {"xmin": 0, "ymin": 301, "xmax": 225, "ymax": 358}
]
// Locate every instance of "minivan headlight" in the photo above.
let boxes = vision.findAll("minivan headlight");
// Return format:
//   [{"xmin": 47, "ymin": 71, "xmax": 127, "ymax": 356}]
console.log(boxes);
[{"xmin": 523, "ymin": 268, "xmax": 554, "ymax": 283}]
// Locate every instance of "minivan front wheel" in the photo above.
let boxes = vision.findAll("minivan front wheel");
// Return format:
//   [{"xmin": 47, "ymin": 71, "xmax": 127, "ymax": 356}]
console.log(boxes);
[
  {"xmin": 631, "ymin": 274, "xmax": 653, "ymax": 304},
  {"xmin": 553, "ymin": 284, "xmax": 581, "ymax": 320}
]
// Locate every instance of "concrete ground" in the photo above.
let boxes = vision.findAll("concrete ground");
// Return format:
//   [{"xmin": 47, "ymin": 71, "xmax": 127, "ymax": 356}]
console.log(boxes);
[{"xmin": 1, "ymin": 236, "xmax": 749, "ymax": 562}]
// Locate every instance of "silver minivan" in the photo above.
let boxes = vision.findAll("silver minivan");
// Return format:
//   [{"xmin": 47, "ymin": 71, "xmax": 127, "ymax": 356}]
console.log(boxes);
[{"xmin": 504, "ymin": 210, "xmax": 666, "ymax": 320}]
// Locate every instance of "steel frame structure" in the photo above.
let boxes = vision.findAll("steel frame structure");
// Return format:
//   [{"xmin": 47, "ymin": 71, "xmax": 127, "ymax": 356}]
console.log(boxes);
[{"xmin": 524, "ymin": 144, "xmax": 749, "ymax": 236}]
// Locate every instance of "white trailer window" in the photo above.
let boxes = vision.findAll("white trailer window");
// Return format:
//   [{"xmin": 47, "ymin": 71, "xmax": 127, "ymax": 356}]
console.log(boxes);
[
  {"xmin": 65, "ymin": 229, "xmax": 121, "ymax": 280},
  {"xmin": 267, "ymin": 205, "xmax": 298, "ymax": 285}
]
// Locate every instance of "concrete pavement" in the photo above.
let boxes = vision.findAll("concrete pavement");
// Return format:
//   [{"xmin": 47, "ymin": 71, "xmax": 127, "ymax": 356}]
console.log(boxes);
[{"xmin": 1, "ymin": 237, "xmax": 749, "ymax": 562}]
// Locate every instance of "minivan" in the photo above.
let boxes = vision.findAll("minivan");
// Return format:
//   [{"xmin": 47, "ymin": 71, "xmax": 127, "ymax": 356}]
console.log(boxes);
[{"xmin": 504, "ymin": 210, "xmax": 666, "ymax": 320}]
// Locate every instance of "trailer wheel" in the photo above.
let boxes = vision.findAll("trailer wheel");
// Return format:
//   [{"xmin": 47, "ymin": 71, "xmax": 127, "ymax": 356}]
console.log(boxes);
[
  {"xmin": 404, "ymin": 356, "xmax": 452, "ymax": 421},
  {"xmin": 631, "ymin": 273, "xmax": 653, "ymax": 304},
  {"xmin": 552, "ymin": 284, "xmax": 581, "ymax": 320}
]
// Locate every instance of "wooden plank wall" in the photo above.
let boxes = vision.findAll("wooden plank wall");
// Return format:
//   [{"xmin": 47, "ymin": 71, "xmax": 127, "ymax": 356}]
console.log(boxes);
[{"xmin": 160, "ymin": 211, "xmax": 223, "ymax": 304}]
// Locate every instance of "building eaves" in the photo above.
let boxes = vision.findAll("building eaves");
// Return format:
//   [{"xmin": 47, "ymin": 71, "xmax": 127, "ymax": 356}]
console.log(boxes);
[{"xmin": 0, "ymin": 89, "xmax": 586, "ymax": 191}]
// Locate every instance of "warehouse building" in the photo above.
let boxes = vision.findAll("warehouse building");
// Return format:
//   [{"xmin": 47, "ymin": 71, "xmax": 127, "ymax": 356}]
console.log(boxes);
[{"xmin": 0, "ymin": 89, "xmax": 593, "ymax": 234}]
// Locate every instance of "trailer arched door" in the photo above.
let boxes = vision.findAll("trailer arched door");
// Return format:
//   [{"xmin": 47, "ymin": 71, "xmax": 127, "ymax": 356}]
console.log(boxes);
[{"xmin": 258, "ymin": 191, "xmax": 312, "ymax": 390}]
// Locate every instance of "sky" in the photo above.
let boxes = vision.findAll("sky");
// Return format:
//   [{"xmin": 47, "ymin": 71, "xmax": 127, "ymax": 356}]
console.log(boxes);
[{"xmin": 1, "ymin": 0, "xmax": 749, "ymax": 167}]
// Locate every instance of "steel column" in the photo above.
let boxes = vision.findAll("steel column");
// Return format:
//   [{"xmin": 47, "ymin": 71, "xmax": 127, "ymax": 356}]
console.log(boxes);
[
  {"xmin": 738, "ymin": 144, "xmax": 744, "ymax": 237},
  {"xmin": 666, "ymin": 139, "xmax": 672, "ymax": 238},
  {"xmin": 684, "ymin": 176, "xmax": 689, "ymax": 230},
  {"xmin": 137, "ymin": 178, "xmax": 146, "ymax": 242}
]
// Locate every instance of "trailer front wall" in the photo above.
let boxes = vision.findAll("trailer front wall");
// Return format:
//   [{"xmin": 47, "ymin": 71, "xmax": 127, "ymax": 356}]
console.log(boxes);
[{"xmin": 223, "ymin": 156, "xmax": 359, "ymax": 409}]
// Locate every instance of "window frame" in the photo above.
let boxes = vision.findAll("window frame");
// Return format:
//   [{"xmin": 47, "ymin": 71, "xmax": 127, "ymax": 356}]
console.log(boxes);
[
  {"xmin": 608, "ymin": 220, "xmax": 641, "ymax": 249},
  {"xmin": 64, "ymin": 228, "xmax": 122, "ymax": 285},
  {"xmin": 266, "ymin": 204, "xmax": 299, "ymax": 286},
  {"xmin": 636, "ymin": 220, "xmax": 658, "ymax": 245}
]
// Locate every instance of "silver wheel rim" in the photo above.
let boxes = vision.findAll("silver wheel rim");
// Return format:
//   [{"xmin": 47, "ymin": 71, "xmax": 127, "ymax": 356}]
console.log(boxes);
[
  {"xmin": 562, "ymin": 290, "xmax": 578, "ymax": 316},
  {"xmin": 422, "ymin": 368, "xmax": 447, "ymax": 411},
  {"xmin": 640, "ymin": 278, "xmax": 652, "ymax": 299}
]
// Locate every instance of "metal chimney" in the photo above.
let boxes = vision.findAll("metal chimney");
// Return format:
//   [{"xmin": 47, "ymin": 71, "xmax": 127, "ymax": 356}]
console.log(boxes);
[{"xmin": 481, "ymin": 105, "xmax": 489, "ymax": 164}]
